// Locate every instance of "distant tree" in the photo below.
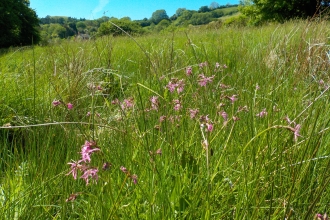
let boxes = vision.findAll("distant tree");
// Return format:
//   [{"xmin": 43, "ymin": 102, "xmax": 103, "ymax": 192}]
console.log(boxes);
[
  {"xmin": 97, "ymin": 16, "xmax": 110, "ymax": 24},
  {"xmin": 40, "ymin": 15, "xmax": 52, "ymax": 24},
  {"xmin": 190, "ymin": 13, "xmax": 213, "ymax": 25},
  {"xmin": 0, "ymin": 0, "xmax": 40, "ymax": 47},
  {"xmin": 174, "ymin": 10, "xmax": 195, "ymax": 26},
  {"xmin": 52, "ymin": 24, "xmax": 66, "ymax": 38},
  {"xmin": 176, "ymin": 8, "xmax": 186, "ymax": 16},
  {"xmin": 240, "ymin": 0, "xmax": 329, "ymax": 23},
  {"xmin": 198, "ymin": 6, "xmax": 211, "ymax": 13},
  {"xmin": 211, "ymin": 9, "xmax": 225, "ymax": 18},
  {"xmin": 209, "ymin": 2, "xmax": 220, "ymax": 10},
  {"xmin": 155, "ymin": 19, "xmax": 171, "ymax": 31},
  {"xmin": 120, "ymin": 17, "xmax": 131, "ymax": 21},
  {"xmin": 97, "ymin": 19, "xmax": 143, "ymax": 36},
  {"xmin": 76, "ymin": 21, "xmax": 87, "ymax": 33},
  {"xmin": 170, "ymin": 14, "xmax": 178, "ymax": 20},
  {"xmin": 150, "ymin": 9, "xmax": 169, "ymax": 24},
  {"xmin": 137, "ymin": 18, "xmax": 152, "ymax": 27}
]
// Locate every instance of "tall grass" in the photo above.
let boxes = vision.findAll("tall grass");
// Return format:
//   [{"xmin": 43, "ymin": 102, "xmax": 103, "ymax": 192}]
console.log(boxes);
[{"xmin": 0, "ymin": 19, "xmax": 330, "ymax": 219}]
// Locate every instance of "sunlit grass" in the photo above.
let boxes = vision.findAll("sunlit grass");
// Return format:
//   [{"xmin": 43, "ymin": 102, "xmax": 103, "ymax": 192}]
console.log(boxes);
[{"xmin": 0, "ymin": 19, "xmax": 330, "ymax": 219}]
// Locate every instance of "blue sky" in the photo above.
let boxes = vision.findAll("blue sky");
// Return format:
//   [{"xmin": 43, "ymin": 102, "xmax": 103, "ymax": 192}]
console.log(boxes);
[{"xmin": 30, "ymin": 0, "xmax": 239, "ymax": 20}]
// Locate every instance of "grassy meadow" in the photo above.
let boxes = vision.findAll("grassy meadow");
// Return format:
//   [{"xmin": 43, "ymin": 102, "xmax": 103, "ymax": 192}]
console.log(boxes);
[{"xmin": 0, "ymin": 19, "xmax": 330, "ymax": 219}]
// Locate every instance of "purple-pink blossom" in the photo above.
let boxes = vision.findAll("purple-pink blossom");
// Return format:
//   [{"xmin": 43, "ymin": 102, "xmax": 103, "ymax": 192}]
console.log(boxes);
[
  {"xmin": 131, "ymin": 174, "xmax": 138, "ymax": 184},
  {"xmin": 189, "ymin": 108, "xmax": 199, "ymax": 119},
  {"xmin": 120, "ymin": 166, "xmax": 128, "ymax": 174},
  {"xmin": 80, "ymin": 141, "xmax": 100, "ymax": 163},
  {"xmin": 121, "ymin": 98, "xmax": 134, "ymax": 109},
  {"xmin": 206, "ymin": 123, "xmax": 213, "ymax": 132},
  {"xmin": 159, "ymin": 115, "xmax": 166, "ymax": 122},
  {"xmin": 67, "ymin": 161, "xmax": 83, "ymax": 180},
  {"xmin": 199, "ymin": 61, "xmax": 208, "ymax": 68},
  {"xmin": 256, "ymin": 109, "xmax": 267, "ymax": 118},
  {"xmin": 176, "ymin": 80, "xmax": 185, "ymax": 94},
  {"xmin": 166, "ymin": 81, "xmax": 177, "ymax": 93},
  {"xmin": 67, "ymin": 103, "xmax": 73, "ymax": 110},
  {"xmin": 220, "ymin": 111, "xmax": 228, "ymax": 121},
  {"xmin": 227, "ymin": 95, "xmax": 238, "ymax": 104},
  {"xmin": 102, "ymin": 162, "xmax": 112, "ymax": 170},
  {"xmin": 186, "ymin": 66, "xmax": 192, "ymax": 76},
  {"xmin": 173, "ymin": 99, "xmax": 182, "ymax": 111},
  {"xmin": 166, "ymin": 79, "xmax": 185, "ymax": 94},
  {"xmin": 80, "ymin": 168, "xmax": 99, "ymax": 185},
  {"xmin": 150, "ymin": 96, "xmax": 159, "ymax": 111},
  {"xmin": 156, "ymin": 148, "xmax": 162, "ymax": 155},
  {"xmin": 198, "ymin": 74, "xmax": 215, "ymax": 87},
  {"xmin": 52, "ymin": 100, "xmax": 61, "ymax": 107}
]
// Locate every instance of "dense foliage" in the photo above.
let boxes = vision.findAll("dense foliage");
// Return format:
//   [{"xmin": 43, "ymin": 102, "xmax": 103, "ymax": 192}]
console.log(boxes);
[
  {"xmin": 240, "ymin": 0, "xmax": 330, "ymax": 23},
  {"xmin": 0, "ymin": 0, "xmax": 40, "ymax": 47},
  {"xmin": 37, "ymin": 4, "xmax": 238, "ymax": 44}
]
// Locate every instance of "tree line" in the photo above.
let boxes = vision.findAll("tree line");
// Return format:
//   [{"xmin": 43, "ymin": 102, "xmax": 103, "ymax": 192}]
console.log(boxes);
[
  {"xmin": 1, "ymin": 0, "xmax": 329, "ymax": 48},
  {"xmin": 39, "ymin": 3, "xmax": 239, "ymax": 43}
]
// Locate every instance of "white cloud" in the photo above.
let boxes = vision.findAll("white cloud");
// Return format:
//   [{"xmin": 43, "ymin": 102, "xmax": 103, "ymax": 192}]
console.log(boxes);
[{"xmin": 92, "ymin": 0, "xmax": 110, "ymax": 14}]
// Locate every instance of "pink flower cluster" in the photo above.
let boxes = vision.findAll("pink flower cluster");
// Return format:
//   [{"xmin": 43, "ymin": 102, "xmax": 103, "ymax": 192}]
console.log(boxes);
[
  {"xmin": 121, "ymin": 97, "xmax": 134, "ymax": 110},
  {"xmin": 52, "ymin": 100, "xmax": 73, "ymax": 110},
  {"xmin": 67, "ymin": 141, "xmax": 100, "ymax": 185},
  {"xmin": 150, "ymin": 96, "xmax": 159, "ymax": 111},
  {"xmin": 166, "ymin": 78, "xmax": 185, "ymax": 94},
  {"xmin": 198, "ymin": 74, "xmax": 215, "ymax": 87}
]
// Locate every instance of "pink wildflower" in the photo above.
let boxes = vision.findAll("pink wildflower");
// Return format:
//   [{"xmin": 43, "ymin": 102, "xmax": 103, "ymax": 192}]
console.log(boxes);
[
  {"xmin": 199, "ymin": 61, "xmax": 208, "ymax": 68},
  {"xmin": 66, "ymin": 161, "xmax": 83, "ymax": 180},
  {"xmin": 121, "ymin": 98, "xmax": 134, "ymax": 109},
  {"xmin": 206, "ymin": 123, "xmax": 213, "ymax": 132},
  {"xmin": 227, "ymin": 95, "xmax": 238, "ymax": 104},
  {"xmin": 256, "ymin": 109, "xmax": 267, "ymax": 118},
  {"xmin": 166, "ymin": 79, "xmax": 185, "ymax": 94},
  {"xmin": 220, "ymin": 111, "xmax": 228, "ymax": 121},
  {"xmin": 111, "ymin": 98, "xmax": 119, "ymax": 105},
  {"xmin": 173, "ymin": 99, "xmax": 182, "ymax": 111},
  {"xmin": 86, "ymin": 111, "xmax": 91, "ymax": 116},
  {"xmin": 156, "ymin": 148, "xmax": 162, "ymax": 155},
  {"xmin": 186, "ymin": 66, "xmax": 192, "ymax": 76},
  {"xmin": 131, "ymin": 174, "xmax": 138, "ymax": 184},
  {"xmin": 80, "ymin": 141, "xmax": 100, "ymax": 163},
  {"xmin": 159, "ymin": 115, "xmax": 166, "ymax": 122},
  {"xmin": 120, "ymin": 166, "xmax": 128, "ymax": 174},
  {"xmin": 233, "ymin": 116, "xmax": 240, "ymax": 121},
  {"xmin": 166, "ymin": 81, "xmax": 177, "ymax": 93},
  {"xmin": 293, "ymin": 124, "xmax": 301, "ymax": 142},
  {"xmin": 198, "ymin": 74, "xmax": 215, "ymax": 87},
  {"xmin": 102, "ymin": 162, "xmax": 112, "ymax": 170},
  {"xmin": 189, "ymin": 108, "xmax": 199, "ymax": 119},
  {"xmin": 67, "ymin": 103, "xmax": 73, "ymax": 110},
  {"xmin": 52, "ymin": 100, "xmax": 61, "ymax": 107},
  {"xmin": 176, "ymin": 79, "xmax": 185, "ymax": 94},
  {"xmin": 80, "ymin": 168, "xmax": 99, "ymax": 185},
  {"xmin": 150, "ymin": 96, "xmax": 159, "ymax": 111}
]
